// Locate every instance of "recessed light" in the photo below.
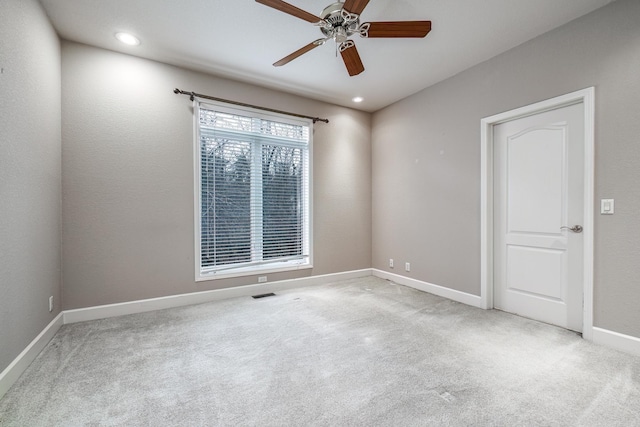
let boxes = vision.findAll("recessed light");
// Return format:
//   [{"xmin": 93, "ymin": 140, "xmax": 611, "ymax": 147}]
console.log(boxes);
[
  {"xmin": 352, "ymin": 97, "xmax": 364, "ymax": 103},
  {"xmin": 115, "ymin": 32, "xmax": 140, "ymax": 46}
]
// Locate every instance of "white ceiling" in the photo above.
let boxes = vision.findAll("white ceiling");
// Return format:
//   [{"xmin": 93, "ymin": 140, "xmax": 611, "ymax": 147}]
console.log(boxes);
[{"xmin": 39, "ymin": 0, "xmax": 615, "ymax": 112}]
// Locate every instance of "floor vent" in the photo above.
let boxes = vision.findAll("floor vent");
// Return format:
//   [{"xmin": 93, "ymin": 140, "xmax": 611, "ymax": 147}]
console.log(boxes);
[{"xmin": 252, "ymin": 293, "xmax": 276, "ymax": 299}]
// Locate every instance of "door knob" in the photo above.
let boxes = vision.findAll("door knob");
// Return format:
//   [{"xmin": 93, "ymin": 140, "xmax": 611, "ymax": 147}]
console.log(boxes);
[{"xmin": 560, "ymin": 225, "xmax": 583, "ymax": 233}]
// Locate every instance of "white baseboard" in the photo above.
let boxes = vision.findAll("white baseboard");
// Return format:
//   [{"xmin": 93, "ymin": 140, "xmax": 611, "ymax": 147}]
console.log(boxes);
[
  {"xmin": 63, "ymin": 269, "xmax": 373, "ymax": 324},
  {"xmin": 592, "ymin": 327, "xmax": 640, "ymax": 357},
  {"xmin": 372, "ymin": 269, "xmax": 484, "ymax": 308},
  {"xmin": 0, "ymin": 312, "xmax": 63, "ymax": 400}
]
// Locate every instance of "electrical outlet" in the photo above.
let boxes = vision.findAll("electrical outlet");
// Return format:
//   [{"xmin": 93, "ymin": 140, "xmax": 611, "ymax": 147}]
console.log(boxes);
[
  {"xmin": 405, "ymin": 262, "xmax": 411, "ymax": 272},
  {"xmin": 258, "ymin": 276, "xmax": 268, "ymax": 283},
  {"xmin": 48, "ymin": 296, "xmax": 54, "ymax": 312},
  {"xmin": 389, "ymin": 258, "xmax": 394, "ymax": 268}
]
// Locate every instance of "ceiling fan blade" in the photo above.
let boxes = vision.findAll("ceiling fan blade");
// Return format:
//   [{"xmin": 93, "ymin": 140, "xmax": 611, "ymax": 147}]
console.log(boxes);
[
  {"xmin": 343, "ymin": 0, "xmax": 370, "ymax": 15},
  {"xmin": 255, "ymin": 0, "xmax": 323, "ymax": 23},
  {"xmin": 340, "ymin": 43, "xmax": 365, "ymax": 76},
  {"xmin": 273, "ymin": 40, "xmax": 324, "ymax": 67},
  {"xmin": 364, "ymin": 21, "xmax": 432, "ymax": 38}
]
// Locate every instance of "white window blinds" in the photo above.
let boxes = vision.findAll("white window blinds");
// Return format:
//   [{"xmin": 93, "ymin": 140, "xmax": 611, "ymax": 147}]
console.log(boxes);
[{"xmin": 196, "ymin": 102, "xmax": 311, "ymax": 279}]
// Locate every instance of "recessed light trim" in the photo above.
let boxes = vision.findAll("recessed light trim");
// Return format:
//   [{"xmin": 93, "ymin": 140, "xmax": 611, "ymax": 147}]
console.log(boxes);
[
  {"xmin": 352, "ymin": 97, "xmax": 364, "ymax": 103},
  {"xmin": 115, "ymin": 32, "xmax": 140, "ymax": 46}
]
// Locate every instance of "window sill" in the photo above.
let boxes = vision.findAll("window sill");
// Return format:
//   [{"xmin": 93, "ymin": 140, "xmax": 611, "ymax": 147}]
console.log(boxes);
[{"xmin": 196, "ymin": 261, "xmax": 313, "ymax": 282}]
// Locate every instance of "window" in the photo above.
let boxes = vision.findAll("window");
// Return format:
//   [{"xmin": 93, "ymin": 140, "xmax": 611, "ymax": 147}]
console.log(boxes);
[{"xmin": 195, "ymin": 101, "xmax": 312, "ymax": 280}]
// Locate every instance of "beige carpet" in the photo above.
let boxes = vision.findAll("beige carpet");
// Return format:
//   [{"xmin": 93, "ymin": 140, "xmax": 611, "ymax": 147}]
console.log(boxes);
[{"xmin": 1, "ymin": 277, "xmax": 639, "ymax": 426}]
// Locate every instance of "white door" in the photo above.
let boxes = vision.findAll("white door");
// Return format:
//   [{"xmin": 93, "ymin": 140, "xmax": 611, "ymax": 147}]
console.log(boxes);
[{"xmin": 493, "ymin": 102, "xmax": 584, "ymax": 332}]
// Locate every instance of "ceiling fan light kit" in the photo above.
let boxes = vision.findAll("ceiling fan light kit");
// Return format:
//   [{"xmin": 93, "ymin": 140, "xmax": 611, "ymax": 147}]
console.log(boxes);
[{"xmin": 255, "ymin": 0, "xmax": 432, "ymax": 77}]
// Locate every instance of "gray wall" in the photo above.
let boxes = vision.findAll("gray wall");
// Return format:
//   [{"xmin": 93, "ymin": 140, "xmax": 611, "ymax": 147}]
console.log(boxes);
[
  {"xmin": 61, "ymin": 42, "xmax": 372, "ymax": 309},
  {"xmin": 0, "ymin": 0, "xmax": 62, "ymax": 373},
  {"xmin": 372, "ymin": 0, "xmax": 640, "ymax": 338}
]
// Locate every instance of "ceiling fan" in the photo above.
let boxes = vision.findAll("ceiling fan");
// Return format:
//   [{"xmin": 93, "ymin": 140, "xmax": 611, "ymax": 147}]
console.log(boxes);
[{"xmin": 255, "ymin": 0, "xmax": 432, "ymax": 76}]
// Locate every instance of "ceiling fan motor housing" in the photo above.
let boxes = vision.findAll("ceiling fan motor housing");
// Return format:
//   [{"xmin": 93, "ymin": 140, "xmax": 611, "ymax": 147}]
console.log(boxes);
[{"xmin": 320, "ymin": 2, "xmax": 360, "ymax": 42}]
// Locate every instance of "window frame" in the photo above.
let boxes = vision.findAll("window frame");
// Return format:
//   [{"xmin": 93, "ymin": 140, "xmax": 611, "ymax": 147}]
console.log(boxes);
[{"xmin": 194, "ymin": 99, "xmax": 313, "ymax": 281}]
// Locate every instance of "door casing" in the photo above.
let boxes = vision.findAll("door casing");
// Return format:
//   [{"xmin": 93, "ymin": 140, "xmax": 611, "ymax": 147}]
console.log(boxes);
[{"xmin": 480, "ymin": 87, "xmax": 595, "ymax": 340}]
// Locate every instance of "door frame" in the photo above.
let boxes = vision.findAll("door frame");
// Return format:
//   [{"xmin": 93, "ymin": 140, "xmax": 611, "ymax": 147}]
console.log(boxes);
[{"xmin": 480, "ymin": 87, "xmax": 595, "ymax": 339}]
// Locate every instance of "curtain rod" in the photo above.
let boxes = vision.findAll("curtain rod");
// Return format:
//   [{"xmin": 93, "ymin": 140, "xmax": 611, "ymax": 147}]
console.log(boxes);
[{"xmin": 173, "ymin": 88, "xmax": 329, "ymax": 124}]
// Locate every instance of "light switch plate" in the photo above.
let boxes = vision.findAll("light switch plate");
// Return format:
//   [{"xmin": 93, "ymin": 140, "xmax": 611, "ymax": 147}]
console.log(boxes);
[{"xmin": 601, "ymin": 199, "xmax": 614, "ymax": 215}]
